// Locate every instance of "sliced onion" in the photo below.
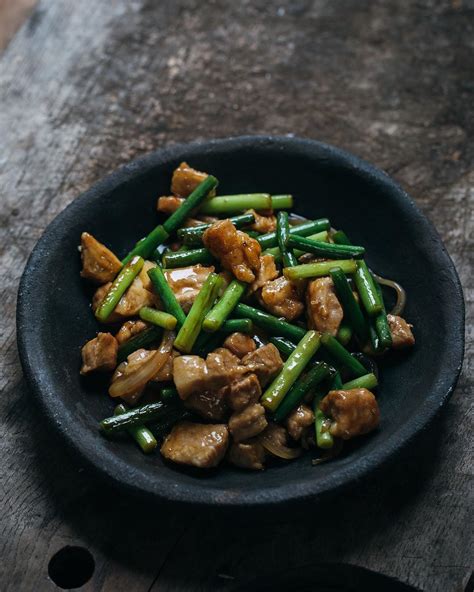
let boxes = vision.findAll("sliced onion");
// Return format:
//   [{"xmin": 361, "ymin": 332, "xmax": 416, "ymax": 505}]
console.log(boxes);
[
  {"xmin": 109, "ymin": 331, "xmax": 175, "ymax": 398},
  {"xmin": 371, "ymin": 272, "xmax": 407, "ymax": 317},
  {"xmin": 260, "ymin": 434, "xmax": 302, "ymax": 460}
]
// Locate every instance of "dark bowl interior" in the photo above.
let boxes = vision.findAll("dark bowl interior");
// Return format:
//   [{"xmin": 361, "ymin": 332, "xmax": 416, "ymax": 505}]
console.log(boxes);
[{"xmin": 17, "ymin": 136, "xmax": 464, "ymax": 506}]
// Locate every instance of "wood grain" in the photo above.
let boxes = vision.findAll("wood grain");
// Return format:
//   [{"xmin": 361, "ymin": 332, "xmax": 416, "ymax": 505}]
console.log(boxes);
[{"xmin": 0, "ymin": 1, "xmax": 472, "ymax": 591}]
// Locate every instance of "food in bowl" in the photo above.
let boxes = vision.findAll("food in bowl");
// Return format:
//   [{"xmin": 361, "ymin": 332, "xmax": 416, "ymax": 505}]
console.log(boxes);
[{"xmin": 79, "ymin": 162, "xmax": 414, "ymax": 470}]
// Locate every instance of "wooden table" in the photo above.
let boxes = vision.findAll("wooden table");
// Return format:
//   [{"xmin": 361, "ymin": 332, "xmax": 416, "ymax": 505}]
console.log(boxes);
[{"xmin": 1, "ymin": 1, "xmax": 472, "ymax": 590}]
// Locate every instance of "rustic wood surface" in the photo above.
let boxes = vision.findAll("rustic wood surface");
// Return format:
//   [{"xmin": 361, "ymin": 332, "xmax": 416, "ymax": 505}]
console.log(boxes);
[{"xmin": 0, "ymin": 1, "xmax": 472, "ymax": 591}]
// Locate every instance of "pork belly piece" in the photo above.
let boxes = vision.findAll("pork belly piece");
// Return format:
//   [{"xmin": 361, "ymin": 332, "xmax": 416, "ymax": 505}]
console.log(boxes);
[
  {"xmin": 161, "ymin": 421, "xmax": 229, "ymax": 468},
  {"xmin": 306, "ymin": 277, "xmax": 343, "ymax": 336},
  {"xmin": 228, "ymin": 439, "xmax": 266, "ymax": 470},
  {"xmin": 171, "ymin": 162, "xmax": 209, "ymax": 198},
  {"xmin": 203, "ymin": 219, "xmax": 261, "ymax": 283},
  {"xmin": 223, "ymin": 332, "xmax": 257, "ymax": 359},
  {"xmin": 80, "ymin": 232, "xmax": 121, "ymax": 284},
  {"xmin": 260, "ymin": 276, "xmax": 304, "ymax": 321},
  {"xmin": 387, "ymin": 314, "xmax": 415, "ymax": 349},
  {"xmin": 241, "ymin": 343, "xmax": 283, "ymax": 387},
  {"xmin": 320, "ymin": 388, "xmax": 380, "ymax": 440},
  {"xmin": 286, "ymin": 404, "xmax": 314, "ymax": 441},
  {"xmin": 228, "ymin": 404, "xmax": 268, "ymax": 442},
  {"xmin": 80, "ymin": 332, "xmax": 118, "ymax": 375}
]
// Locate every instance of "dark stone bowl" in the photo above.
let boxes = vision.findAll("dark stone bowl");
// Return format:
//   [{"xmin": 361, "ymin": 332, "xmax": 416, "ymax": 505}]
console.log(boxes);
[{"xmin": 17, "ymin": 136, "xmax": 464, "ymax": 506}]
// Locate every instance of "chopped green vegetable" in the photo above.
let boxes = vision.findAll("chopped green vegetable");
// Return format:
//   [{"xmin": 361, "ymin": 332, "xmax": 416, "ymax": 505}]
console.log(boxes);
[
  {"xmin": 284, "ymin": 259, "xmax": 357, "ymax": 281},
  {"xmin": 313, "ymin": 395, "xmax": 334, "ymax": 449},
  {"xmin": 203, "ymin": 279, "xmax": 246, "ymax": 332},
  {"xmin": 277, "ymin": 211, "xmax": 298, "ymax": 267},
  {"xmin": 147, "ymin": 266, "xmax": 187, "ymax": 328},
  {"xmin": 330, "ymin": 266, "xmax": 369, "ymax": 343},
  {"xmin": 114, "ymin": 404, "xmax": 157, "ymax": 453},
  {"xmin": 95, "ymin": 255, "xmax": 144, "ymax": 322},
  {"xmin": 101, "ymin": 401, "xmax": 169, "ymax": 435},
  {"xmin": 341, "ymin": 373, "xmax": 378, "ymax": 390},
  {"xmin": 174, "ymin": 273, "xmax": 220, "ymax": 353},
  {"xmin": 320, "ymin": 333, "xmax": 367, "ymax": 377},
  {"xmin": 273, "ymin": 362, "xmax": 330, "ymax": 421},
  {"xmin": 139, "ymin": 307, "xmax": 177, "ymax": 330},
  {"xmin": 261, "ymin": 330, "xmax": 321, "ymax": 412},
  {"xmin": 287, "ymin": 235, "xmax": 365, "ymax": 259},
  {"xmin": 234, "ymin": 303, "xmax": 306, "ymax": 343},
  {"xmin": 162, "ymin": 248, "xmax": 216, "ymax": 268}
]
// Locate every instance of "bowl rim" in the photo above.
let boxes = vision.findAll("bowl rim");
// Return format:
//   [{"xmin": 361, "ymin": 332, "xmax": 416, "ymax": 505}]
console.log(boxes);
[{"xmin": 16, "ymin": 135, "xmax": 465, "ymax": 507}]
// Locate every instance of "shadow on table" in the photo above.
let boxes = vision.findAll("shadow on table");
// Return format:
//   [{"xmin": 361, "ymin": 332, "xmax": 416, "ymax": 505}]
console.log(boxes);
[{"xmin": 24, "ymin": 375, "xmax": 453, "ymax": 590}]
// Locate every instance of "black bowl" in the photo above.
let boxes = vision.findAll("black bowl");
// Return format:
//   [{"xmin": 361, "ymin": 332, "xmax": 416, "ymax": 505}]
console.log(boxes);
[{"xmin": 17, "ymin": 136, "xmax": 464, "ymax": 506}]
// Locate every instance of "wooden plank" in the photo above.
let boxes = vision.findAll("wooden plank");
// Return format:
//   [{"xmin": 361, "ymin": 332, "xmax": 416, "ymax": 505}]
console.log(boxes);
[{"xmin": 0, "ymin": 0, "xmax": 472, "ymax": 591}]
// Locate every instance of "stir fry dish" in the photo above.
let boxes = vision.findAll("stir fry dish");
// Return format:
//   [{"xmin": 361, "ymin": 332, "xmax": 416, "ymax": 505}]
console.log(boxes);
[{"xmin": 79, "ymin": 162, "xmax": 415, "ymax": 470}]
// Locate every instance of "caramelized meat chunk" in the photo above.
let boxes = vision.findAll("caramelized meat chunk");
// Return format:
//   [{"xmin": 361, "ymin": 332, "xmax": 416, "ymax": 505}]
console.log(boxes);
[
  {"xmin": 286, "ymin": 404, "xmax": 314, "ymax": 441},
  {"xmin": 320, "ymin": 388, "xmax": 380, "ymax": 440},
  {"xmin": 184, "ymin": 390, "xmax": 229, "ymax": 421},
  {"xmin": 247, "ymin": 209, "xmax": 277, "ymax": 233},
  {"xmin": 225, "ymin": 373, "xmax": 262, "ymax": 412},
  {"xmin": 387, "ymin": 314, "xmax": 415, "ymax": 349},
  {"xmin": 203, "ymin": 219, "xmax": 261, "ymax": 283},
  {"xmin": 164, "ymin": 265, "xmax": 215, "ymax": 313},
  {"xmin": 161, "ymin": 421, "xmax": 229, "ymax": 468},
  {"xmin": 249, "ymin": 254, "xmax": 279, "ymax": 293},
  {"xmin": 115, "ymin": 320, "xmax": 148, "ymax": 345},
  {"xmin": 260, "ymin": 276, "xmax": 304, "ymax": 321},
  {"xmin": 223, "ymin": 332, "xmax": 257, "ymax": 359},
  {"xmin": 80, "ymin": 232, "xmax": 121, "ymax": 284},
  {"xmin": 228, "ymin": 439, "xmax": 266, "ymax": 470},
  {"xmin": 173, "ymin": 356, "xmax": 207, "ymax": 400},
  {"xmin": 173, "ymin": 349, "xmax": 245, "ymax": 400},
  {"xmin": 242, "ymin": 343, "xmax": 283, "ymax": 387},
  {"xmin": 80, "ymin": 332, "xmax": 118, "ymax": 375},
  {"xmin": 157, "ymin": 195, "xmax": 184, "ymax": 214},
  {"xmin": 171, "ymin": 162, "xmax": 208, "ymax": 198},
  {"xmin": 229, "ymin": 404, "xmax": 268, "ymax": 442},
  {"xmin": 306, "ymin": 277, "xmax": 343, "ymax": 335}
]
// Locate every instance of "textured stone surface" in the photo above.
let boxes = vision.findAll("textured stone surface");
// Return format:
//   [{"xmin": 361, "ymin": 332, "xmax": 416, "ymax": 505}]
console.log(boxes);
[{"xmin": 0, "ymin": 1, "xmax": 472, "ymax": 591}]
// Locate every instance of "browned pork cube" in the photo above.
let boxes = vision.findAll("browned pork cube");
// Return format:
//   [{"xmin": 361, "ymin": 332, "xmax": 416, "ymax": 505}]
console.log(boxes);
[
  {"xmin": 171, "ymin": 162, "xmax": 208, "ymax": 197},
  {"xmin": 80, "ymin": 332, "xmax": 118, "ymax": 375},
  {"xmin": 225, "ymin": 373, "xmax": 262, "ymax": 412},
  {"xmin": 80, "ymin": 232, "xmax": 121, "ymax": 284},
  {"xmin": 242, "ymin": 343, "xmax": 283, "ymax": 387},
  {"xmin": 228, "ymin": 439, "xmax": 266, "ymax": 470},
  {"xmin": 164, "ymin": 265, "xmax": 215, "ymax": 313},
  {"xmin": 156, "ymin": 195, "xmax": 184, "ymax": 214},
  {"xmin": 249, "ymin": 254, "xmax": 279, "ymax": 293},
  {"xmin": 286, "ymin": 404, "xmax": 314, "ymax": 441},
  {"xmin": 115, "ymin": 320, "xmax": 148, "ymax": 345},
  {"xmin": 160, "ymin": 422, "xmax": 229, "ymax": 468},
  {"xmin": 228, "ymin": 404, "xmax": 268, "ymax": 442},
  {"xmin": 184, "ymin": 390, "xmax": 229, "ymax": 421},
  {"xmin": 247, "ymin": 209, "xmax": 277, "ymax": 233},
  {"xmin": 320, "ymin": 388, "xmax": 380, "ymax": 440},
  {"xmin": 387, "ymin": 314, "xmax": 415, "ymax": 349},
  {"xmin": 306, "ymin": 277, "xmax": 343, "ymax": 336},
  {"xmin": 203, "ymin": 219, "xmax": 262, "ymax": 283},
  {"xmin": 223, "ymin": 332, "xmax": 257, "ymax": 359},
  {"xmin": 260, "ymin": 276, "xmax": 304, "ymax": 321},
  {"xmin": 173, "ymin": 349, "xmax": 245, "ymax": 400}
]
